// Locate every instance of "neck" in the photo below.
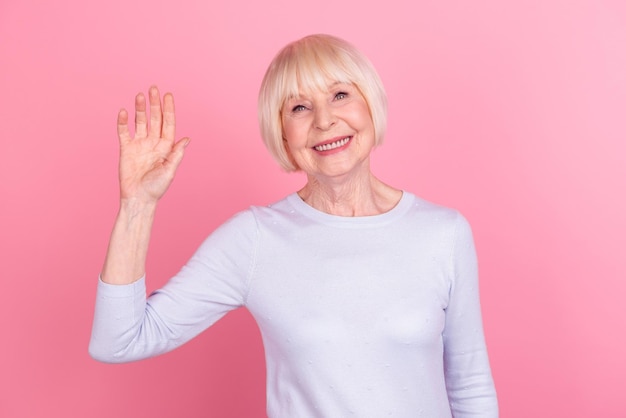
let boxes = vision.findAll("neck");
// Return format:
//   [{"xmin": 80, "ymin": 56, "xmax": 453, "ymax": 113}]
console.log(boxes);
[{"xmin": 298, "ymin": 170, "xmax": 402, "ymax": 217}]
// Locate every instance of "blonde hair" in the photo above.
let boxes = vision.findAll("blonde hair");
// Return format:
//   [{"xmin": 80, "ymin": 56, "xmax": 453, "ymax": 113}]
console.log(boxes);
[{"xmin": 258, "ymin": 34, "xmax": 388, "ymax": 172}]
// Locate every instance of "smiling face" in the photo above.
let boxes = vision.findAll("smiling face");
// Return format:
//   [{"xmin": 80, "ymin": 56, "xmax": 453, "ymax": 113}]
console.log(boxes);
[
  {"xmin": 281, "ymin": 82, "xmax": 376, "ymax": 181},
  {"xmin": 258, "ymin": 34, "xmax": 388, "ymax": 172}
]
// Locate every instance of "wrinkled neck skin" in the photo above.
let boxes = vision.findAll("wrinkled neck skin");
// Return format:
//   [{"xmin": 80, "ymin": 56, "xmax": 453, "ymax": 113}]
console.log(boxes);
[{"xmin": 297, "ymin": 160, "xmax": 402, "ymax": 217}]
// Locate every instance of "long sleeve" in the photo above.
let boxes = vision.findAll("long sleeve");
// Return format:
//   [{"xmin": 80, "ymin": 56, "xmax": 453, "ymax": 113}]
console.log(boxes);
[
  {"xmin": 89, "ymin": 210, "xmax": 258, "ymax": 363},
  {"xmin": 443, "ymin": 213, "xmax": 498, "ymax": 417}
]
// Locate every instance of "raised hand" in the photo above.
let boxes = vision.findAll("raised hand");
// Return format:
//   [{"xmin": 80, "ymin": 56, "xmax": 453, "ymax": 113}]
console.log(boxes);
[{"xmin": 117, "ymin": 86, "xmax": 190, "ymax": 204}]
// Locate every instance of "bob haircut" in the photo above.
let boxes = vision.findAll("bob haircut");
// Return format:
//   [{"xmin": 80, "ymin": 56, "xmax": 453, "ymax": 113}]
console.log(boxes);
[{"xmin": 258, "ymin": 34, "xmax": 388, "ymax": 172}]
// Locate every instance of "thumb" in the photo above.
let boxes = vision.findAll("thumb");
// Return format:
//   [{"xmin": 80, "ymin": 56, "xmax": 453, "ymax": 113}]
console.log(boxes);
[{"xmin": 165, "ymin": 137, "xmax": 190, "ymax": 170}]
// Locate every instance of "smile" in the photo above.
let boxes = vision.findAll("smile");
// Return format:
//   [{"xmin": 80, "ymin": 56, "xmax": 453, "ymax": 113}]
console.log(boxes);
[{"xmin": 313, "ymin": 136, "xmax": 352, "ymax": 151}]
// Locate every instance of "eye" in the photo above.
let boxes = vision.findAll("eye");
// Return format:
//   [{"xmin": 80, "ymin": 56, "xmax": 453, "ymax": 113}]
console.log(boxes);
[
  {"xmin": 292, "ymin": 104, "xmax": 307, "ymax": 112},
  {"xmin": 334, "ymin": 91, "xmax": 348, "ymax": 100}
]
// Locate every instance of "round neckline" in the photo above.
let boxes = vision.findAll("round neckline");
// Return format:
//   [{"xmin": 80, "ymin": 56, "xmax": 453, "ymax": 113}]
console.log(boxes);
[{"xmin": 286, "ymin": 191, "xmax": 414, "ymax": 227}]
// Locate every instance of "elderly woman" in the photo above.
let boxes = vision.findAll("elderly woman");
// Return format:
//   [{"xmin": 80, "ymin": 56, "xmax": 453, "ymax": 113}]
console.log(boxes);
[{"xmin": 90, "ymin": 34, "xmax": 498, "ymax": 417}]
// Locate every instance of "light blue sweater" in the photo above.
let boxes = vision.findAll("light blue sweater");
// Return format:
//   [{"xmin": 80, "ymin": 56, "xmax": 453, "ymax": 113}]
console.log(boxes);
[{"xmin": 90, "ymin": 192, "xmax": 498, "ymax": 417}]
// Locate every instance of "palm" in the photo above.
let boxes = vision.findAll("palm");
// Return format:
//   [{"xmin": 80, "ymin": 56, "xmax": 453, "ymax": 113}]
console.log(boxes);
[{"xmin": 117, "ymin": 86, "xmax": 189, "ymax": 203}]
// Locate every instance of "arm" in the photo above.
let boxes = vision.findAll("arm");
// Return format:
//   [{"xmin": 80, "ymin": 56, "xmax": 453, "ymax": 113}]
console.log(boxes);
[
  {"xmin": 90, "ymin": 90, "xmax": 255, "ymax": 362},
  {"xmin": 89, "ymin": 211, "xmax": 258, "ymax": 363},
  {"xmin": 443, "ymin": 214, "xmax": 499, "ymax": 417},
  {"xmin": 89, "ymin": 86, "xmax": 193, "ymax": 362},
  {"xmin": 102, "ymin": 86, "xmax": 189, "ymax": 285}
]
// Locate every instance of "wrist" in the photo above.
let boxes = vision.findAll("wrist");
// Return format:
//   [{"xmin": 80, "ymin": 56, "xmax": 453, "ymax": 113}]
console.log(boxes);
[{"xmin": 119, "ymin": 197, "xmax": 158, "ymax": 214}]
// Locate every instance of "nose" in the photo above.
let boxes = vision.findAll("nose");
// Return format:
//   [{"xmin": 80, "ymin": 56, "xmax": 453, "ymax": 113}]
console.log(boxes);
[{"xmin": 313, "ymin": 104, "xmax": 336, "ymax": 131}]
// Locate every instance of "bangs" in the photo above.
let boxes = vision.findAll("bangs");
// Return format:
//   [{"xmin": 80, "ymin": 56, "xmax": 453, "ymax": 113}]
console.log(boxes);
[{"xmin": 277, "ymin": 40, "xmax": 363, "ymax": 103}]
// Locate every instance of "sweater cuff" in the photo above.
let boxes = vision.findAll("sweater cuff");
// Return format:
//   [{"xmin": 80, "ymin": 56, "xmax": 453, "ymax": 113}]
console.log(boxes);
[{"xmin": 97, "ymin": 275, "xmax": 146, "ymax": 298}]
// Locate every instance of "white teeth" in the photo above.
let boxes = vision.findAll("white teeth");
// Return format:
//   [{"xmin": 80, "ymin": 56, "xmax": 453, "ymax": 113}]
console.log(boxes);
[{"xmin": 314, "ymin": 137, "xmax": 351, "ymax": 151}]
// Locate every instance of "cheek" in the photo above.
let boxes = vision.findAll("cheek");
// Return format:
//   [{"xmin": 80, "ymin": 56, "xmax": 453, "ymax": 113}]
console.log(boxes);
[
  {"xmin": 282, "ymin": 120, "xmax": 306, "ymax": 147},
  {"xmin": 347, "ymin": 102, "xmax": 374, "ymax": 130},
  {"xmin": 280, "ymin": 125, "xmax": 299, "ymax": 159}
]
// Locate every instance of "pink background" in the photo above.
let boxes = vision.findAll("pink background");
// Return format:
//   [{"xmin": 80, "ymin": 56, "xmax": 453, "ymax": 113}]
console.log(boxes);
[{"xmin": 1, "ymin": 0, "xmax": 625, "ymax": 416}]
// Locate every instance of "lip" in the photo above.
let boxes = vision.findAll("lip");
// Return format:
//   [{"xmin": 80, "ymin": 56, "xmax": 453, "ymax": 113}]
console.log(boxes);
[{"xmin": 312, "ymin": 136, "xmax": 353, "ymax": 153}]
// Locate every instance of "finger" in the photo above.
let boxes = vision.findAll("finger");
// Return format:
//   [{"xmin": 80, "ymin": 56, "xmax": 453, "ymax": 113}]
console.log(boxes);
[
  {"xmin": 164, "ymin": 137, "xmax": 190, "ymax": 171},
  {"xmin": 148, "ymin": 85, "xmax": 162, "ymax": 138},
  {"xmin": 162, "ymin": 93, "xmax": 176, "ymax": 141},
  {"xmin": 135, "ymin": 92, "xmax": 147, "ymax": 138},
  {"xmin": 117, "ymin": 108, "xmax": 131, "ymax": 143}
]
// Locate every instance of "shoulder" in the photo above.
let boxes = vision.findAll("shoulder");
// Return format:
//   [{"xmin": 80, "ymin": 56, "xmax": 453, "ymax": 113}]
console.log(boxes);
[
  {"xmin": 196, "ymin": 208, "xmax": 260, "ymax": 255},
  {"xmin": 206, "ymin": 194, "xmax": 299, "ymax": 242},
  {"xmin": 210, "ymin": 193, "xmax": 296, "ymax": 229},
  {"xmin": 400, "ymin": 193, "xmax": 476, "ymax": 255},
  {"xmin": 247, "ymin": 193, "xmax": 307, "ymax": 229},
  {"xmin": 403, "ymin": 192, "xmax": 468, "ymax": 230},
  {"xmin": 213, "ymin": 208, "xmax": 258, "ymax": 235}
]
